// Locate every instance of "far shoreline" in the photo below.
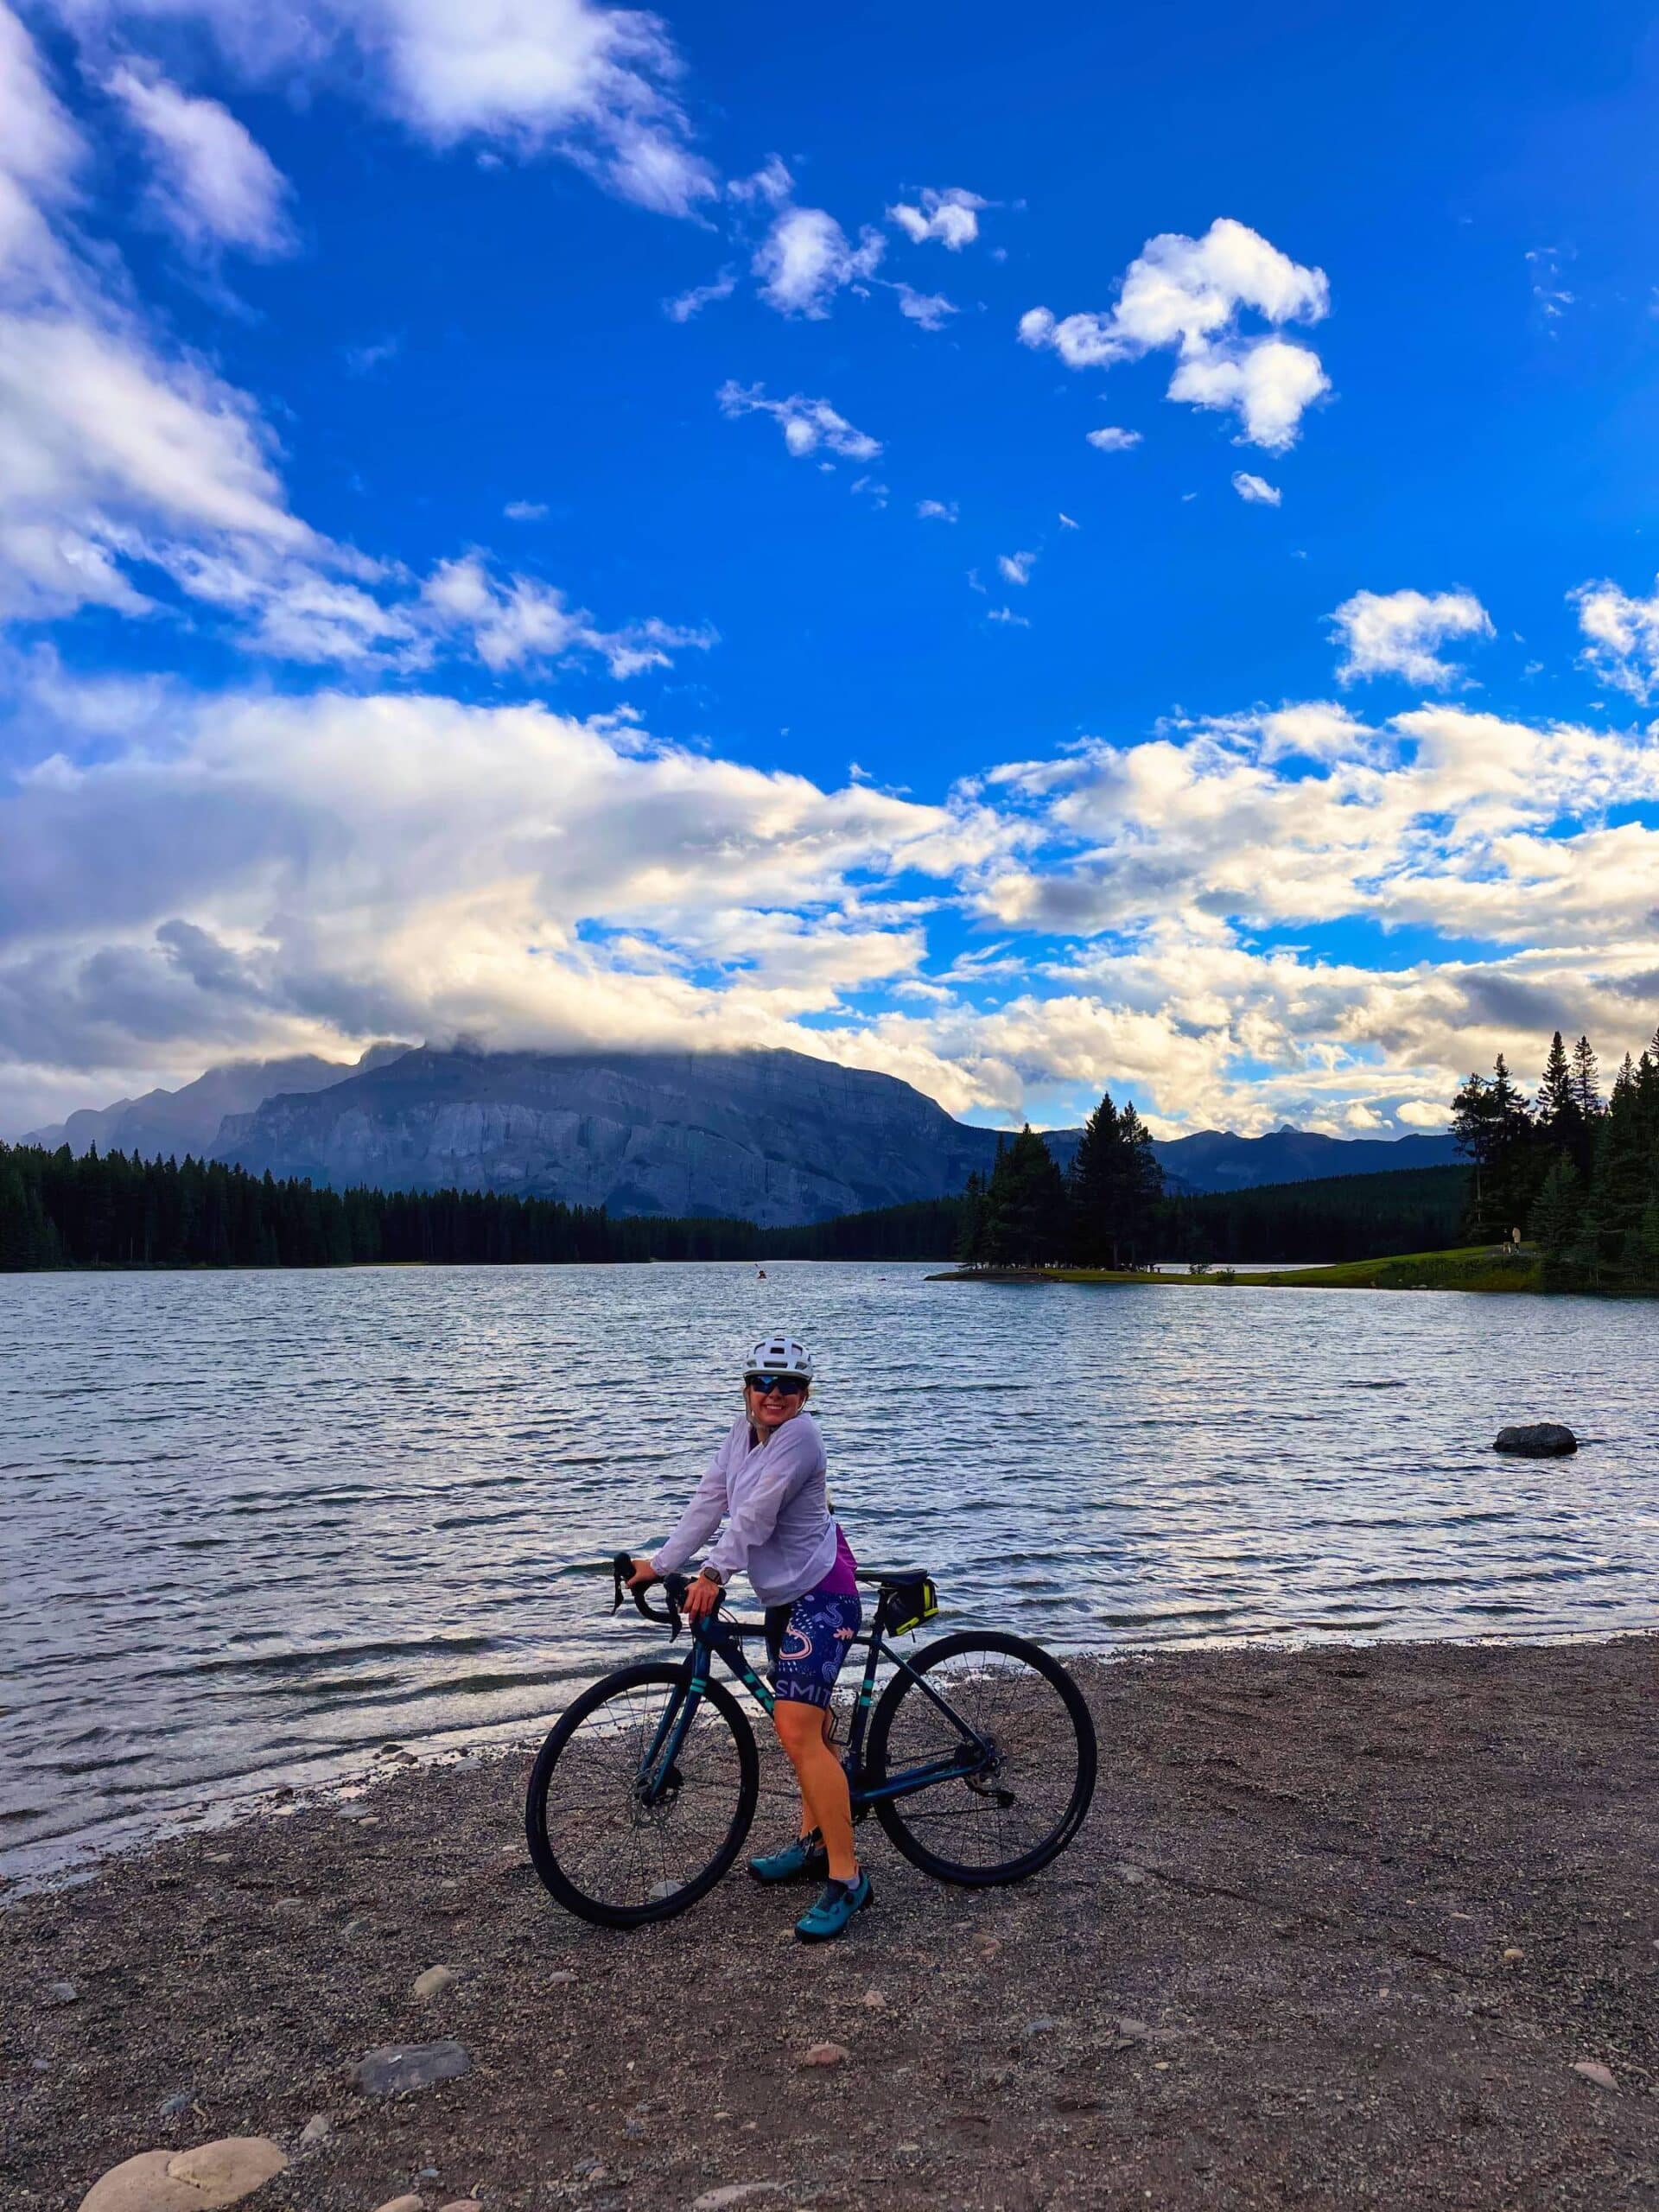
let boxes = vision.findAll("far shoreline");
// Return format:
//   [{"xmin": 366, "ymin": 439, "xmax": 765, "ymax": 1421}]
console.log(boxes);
[{"xmin": 925, "ymin": 1243, "xmax": 1659, "ymax": 1297}]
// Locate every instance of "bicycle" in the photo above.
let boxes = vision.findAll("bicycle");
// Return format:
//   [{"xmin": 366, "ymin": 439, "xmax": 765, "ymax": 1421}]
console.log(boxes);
[{"xmin": 524, "ymin": 1552, "xmax": 1098, "ymax": 1927}]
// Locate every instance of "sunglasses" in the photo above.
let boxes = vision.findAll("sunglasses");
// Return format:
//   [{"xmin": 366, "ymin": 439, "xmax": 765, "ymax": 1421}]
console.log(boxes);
[{"xmin": 745, "ymin": 1373, "xmax": 807, "ymax": 1396}]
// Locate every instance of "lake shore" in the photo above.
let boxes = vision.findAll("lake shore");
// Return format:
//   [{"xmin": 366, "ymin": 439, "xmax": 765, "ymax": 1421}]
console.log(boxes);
[
  {"xmin": 7, "ymin": 1636, "xmax": 1657, "ymax": 2211},
  {"xmin": 928, "ymin": 1246, "xmax": 1550, "ymax": 1293}
]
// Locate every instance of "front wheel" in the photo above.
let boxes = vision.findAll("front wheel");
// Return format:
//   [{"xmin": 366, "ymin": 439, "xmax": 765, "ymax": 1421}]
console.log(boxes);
[
  {"xmin": 867, "ymin": 1631, "xmax": 1096, "ymax": 1885},
  {"xmin": 525, "ymin": 1662, "xmax": 759, "ymax": 1926}
]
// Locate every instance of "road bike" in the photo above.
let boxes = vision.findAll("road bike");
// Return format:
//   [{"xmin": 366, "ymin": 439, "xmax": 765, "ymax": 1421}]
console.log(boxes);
[{"xmin": 524, "ymin": 1553, "xmax": 1097, "ymax": 1927}]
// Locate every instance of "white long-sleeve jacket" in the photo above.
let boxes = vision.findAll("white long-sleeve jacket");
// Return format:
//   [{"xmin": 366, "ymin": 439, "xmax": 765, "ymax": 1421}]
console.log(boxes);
[{"xmin": 651, "ymin": 1412, "xmax": 839, "ymax": 1607}]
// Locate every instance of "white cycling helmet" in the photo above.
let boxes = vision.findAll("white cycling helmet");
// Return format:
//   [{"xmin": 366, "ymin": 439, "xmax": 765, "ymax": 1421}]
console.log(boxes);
[{"xmin": 745, "ymin": 1333, "xmax": 814, "ymax": 1381}]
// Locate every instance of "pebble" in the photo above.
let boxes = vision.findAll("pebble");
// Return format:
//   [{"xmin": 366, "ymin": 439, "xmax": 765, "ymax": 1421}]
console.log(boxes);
[
  {"xmin": 45, "ymin": 1979, "xmax": 79, "ymax": 2005},
  {"xmin": 1572, "ymin": 2060, "xmax": 1618, "ymax": 2091},
  {"xmin": 1113, "ymin": 1862, "xmax": 1147, "ymax": 1885},
  {"xmin": 861, "ymin": 1987, "xmax": 887, "ymax": 2010},
  {"xmin": 297, "ymin": 2113, "xmax": 332, "ymax": 2149},
  {"xmin": 438, "ymin": 2202, "xmax": 483, "ymax": 2211},
  {"xmin": 353, "ymin": 2039, "xmax": 471, "ymax": 2095},
  {"xmin": 369, "ymin": 2198, "xmax": 423, "ymax": 2212},
  {"xmin": 412, "ymin": 1964, "xmax": 458, "ymax": 2000},
  {"xmin": 548, "ymin": 1969, "xmax": 575, "ymax": 1986},
  {"xmin": 156, "ymin": 2092, "xmax": 194, "ymax": 2119},
  {"xmin": 691, "ymin": 2187, "xmax": 787, "ymax": 2210},
  {"xmin": 802, "ymin": 2041, "xmax": 848, "ymax": 2068},
  {"xmin": 1021, "ymin": 2016, "xmax": 1060, "ymax": 2040},
  {"xmin": 972, "ymin": 1935, "xmax": 1002, "ymax": 1957},
  {"xmin": 1501, "ymin": 1946, "xmax": 1524, "ymax": 1962}
]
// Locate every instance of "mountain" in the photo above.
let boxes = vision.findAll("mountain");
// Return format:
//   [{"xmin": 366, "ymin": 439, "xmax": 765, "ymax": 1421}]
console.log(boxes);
[
  {"xmin": 23, "ymin": 1044, "xmax": 411, "ymax": 1160},
  {"xmin": 1152, "ymin": 1124, "xmax": 1459, "ymax": 1192},
  {"xmin": 22, "ymin": 1042, "xmax": 1458, "ymax": 1223},
  {"xmin": 213, "ymin": 1045, "xmax": 1020, "ymax": 1227}
]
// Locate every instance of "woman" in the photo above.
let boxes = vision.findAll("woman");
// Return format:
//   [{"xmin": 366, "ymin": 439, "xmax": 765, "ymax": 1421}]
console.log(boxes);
[{"xmin": 631, "ymin": 1332, "xmax": 870, "ymax": 1943}]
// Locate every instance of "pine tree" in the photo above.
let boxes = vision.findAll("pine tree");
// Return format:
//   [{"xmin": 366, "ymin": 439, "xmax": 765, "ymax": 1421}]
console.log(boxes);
[
  {"xmin": 982, "ymin": 1127, "xmax": 1071, "ymax": 1267},
  {"xmin": 1067, "ymin": 1090, "xmax": 1124, "ymax": 1268},
  {"xmin": 1570, "ymin": 1034, "xmax": 1603, "ymax": 1120},
  {"xmin": 1116, "ymin": 1103, "xmax": 1165, "ymax": 1268},
  {"xmin": 1528, "ymin": 1154, "xmax": 1581, "ymax": 1268},
  {"xmin": 955, "ymin": 1171, "xmax": 988, "ymax": 1267}
]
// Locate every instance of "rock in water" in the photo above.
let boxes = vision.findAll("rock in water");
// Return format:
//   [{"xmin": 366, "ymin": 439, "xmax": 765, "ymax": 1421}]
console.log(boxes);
[
  {"xmin": 1493, "ymin": 1423, "xmax": 1578, "ymax": 1457},
  {"xmin": 353, "ymin": 2039, "xmax": 471, "ymax": 2095},
  {"xmin": 79, "ymin": 2137, "xmax": 288, "ymax": 2210}
]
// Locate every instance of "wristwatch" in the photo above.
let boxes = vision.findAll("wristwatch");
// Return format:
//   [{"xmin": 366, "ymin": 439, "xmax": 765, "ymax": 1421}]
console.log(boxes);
[{"xmin": 697, "ymin": 1565, "xmax": 724, "ymax": 1589}]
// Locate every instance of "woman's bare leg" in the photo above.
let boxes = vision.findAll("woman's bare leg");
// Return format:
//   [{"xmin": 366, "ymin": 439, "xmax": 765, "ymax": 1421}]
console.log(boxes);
[{"xmin": 772, "ymin": 1699, "xmax": 856, "ymax": 1881}]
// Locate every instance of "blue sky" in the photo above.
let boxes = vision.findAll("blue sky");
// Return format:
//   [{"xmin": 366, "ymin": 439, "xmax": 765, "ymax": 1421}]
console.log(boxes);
[{"xmin": 3, "ymin": 0, "xmax": 1659, "ymax": 1136}]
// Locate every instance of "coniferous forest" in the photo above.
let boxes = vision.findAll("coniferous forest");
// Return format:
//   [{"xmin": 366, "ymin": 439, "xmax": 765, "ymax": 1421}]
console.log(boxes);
[{"xmin": 3, "ymin": 1023, "xmax": 1656, "ymax": 1292}]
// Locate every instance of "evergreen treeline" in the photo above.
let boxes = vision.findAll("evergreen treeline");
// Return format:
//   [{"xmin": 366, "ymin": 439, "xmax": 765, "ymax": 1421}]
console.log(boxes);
[
  {"xmin": 1165, "ymin": 1165, "xmax": 1466, "ymax": 1266},
  {"xmin": 0, "ymin": 1143, "xmax": 761, "ymax": 1271},
  {"xmin": 955, "ymin": 1094, "xmax": 1165, "ymax": 1268},
  {"xmin": 1451, "ymin": 1027, "xmax": 1659, "ymax": 1291}
]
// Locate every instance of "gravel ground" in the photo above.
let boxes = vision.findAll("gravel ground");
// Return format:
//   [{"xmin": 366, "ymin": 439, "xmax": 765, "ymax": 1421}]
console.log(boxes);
[{"xmin": 5, "ymin": 1635, "xmax": 1657, "ymax": 2211}]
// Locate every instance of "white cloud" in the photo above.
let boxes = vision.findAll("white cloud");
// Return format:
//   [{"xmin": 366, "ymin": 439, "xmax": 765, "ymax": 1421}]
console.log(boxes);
[
  {"xmin": 887, "ymin": 187, "xmax": 986, "ymax": 251},
  {"xmin": 1332, "ymin": 588, "xmax": 1494, "ymax": 686},
  {"xmin": 987, "ymin": 605, "xmax": 1028, "ymax": 627},
  {"xmin": 1571, "ymin": 575, "xmax": 1659, "ymax": 702},
  {"xmin": 0, "ymin": 678, "xmax": 1014, "ymax": 1119},
  {"xmin": 1020, "ymin": 218, "xmax": 1332, "ymax": 452},
  {"xmin": 343, "ymin": 334, "xmax": 398, "ymax": 375},
  {"xmin": 45, "ymin": 0, "xmax": 718, "ymax": 218},
  {"xmin": 997, "ymin": 550, "xmax": 1036, "ymax": 586},
  {"xmin": 503, "ymin": 499, "xmax": 548, "ymax": 521},
  {"xmin": 916, "ymin": 499, "xmax": 957, "ymax": 523},
  {"xmin": 419, "ymin": 553, "xmax": 716, "ymax": 677},
  {"xmin": 106, "ymin": 65, "xmax": 294, "ymax": 257},
  {"xmin": 716, "ymin": 379, "xmax": 880, "ymax": 462},
  {"xmin": 664, "ymin": 265, "xmax": 736, "ymax": 322},
  {"xmin": 891, "ymin": 281, "xmax": 956, "ymax": 330},
  {"xmin": 1085, "ymin": 426, "xmax": 1140, "ymax": 452},
  {"xmin": 726, "ymin": 154, "xmax": 792, "ymax": 207},
  {"xmin": 1231, "ymin": 470, "xmax": 1281, "ymax": 506},
  {"xmin": 753, "ymin": 203, "xmax": 883, "ymax": 318}
]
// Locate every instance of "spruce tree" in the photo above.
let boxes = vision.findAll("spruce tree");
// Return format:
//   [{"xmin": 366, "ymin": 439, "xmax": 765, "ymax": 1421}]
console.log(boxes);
[
  {"xmin": 1067, "ymin": 1090, "xmax": 1124, "ymax": 1268},
  {"xmin": 955, "ymin": 1171, "xmax": 988, "ymax": 1267},
  {"xmin": 982, "ymin": 1127, "xmax": 1071, "ymax": 1267},
  {"xmin": 1528, "ymin": 1154, "xmax": 1581, "ymax": 1269},
  {"xmin": 1117, "ymin": 1103, "xmax": 1165, "ymax": 1268},
  {"xmin": 1570, "ymin": 1034, "xmax": 1603, "ymax": 1120}
]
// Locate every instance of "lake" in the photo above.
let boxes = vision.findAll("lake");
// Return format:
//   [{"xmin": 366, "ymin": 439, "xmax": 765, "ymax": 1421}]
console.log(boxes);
[{"xmin": 3, "ymin": 1262, "xmax": 1654, "ymax": 1876}]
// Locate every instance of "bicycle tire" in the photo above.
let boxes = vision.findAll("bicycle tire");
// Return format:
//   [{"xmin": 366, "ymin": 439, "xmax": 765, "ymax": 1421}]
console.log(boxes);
[
  {"xmin": 866, "ymin": 1630, "xmax": 1096, "ymax": 1886},
  {"xmin": 525, "ymin": 1661, "xmax": 759, "ymax": 1927}
]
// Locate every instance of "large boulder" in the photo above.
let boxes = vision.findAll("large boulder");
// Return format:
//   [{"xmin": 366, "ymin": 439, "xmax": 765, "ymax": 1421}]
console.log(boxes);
[
  {"xmin": 1494, "ymin": 1422, "xmax": 1578, "ymax": 1458},
  {"xmin": 79, "ymin": 2138, "xmax": 288, "ymax": 2211}
]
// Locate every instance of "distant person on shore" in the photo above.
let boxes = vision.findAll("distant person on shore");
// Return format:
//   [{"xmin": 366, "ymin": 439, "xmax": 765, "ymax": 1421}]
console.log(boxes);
[{"xmin": 630, "ymin": 1333, "xmax": 869, "ymax": 1942}]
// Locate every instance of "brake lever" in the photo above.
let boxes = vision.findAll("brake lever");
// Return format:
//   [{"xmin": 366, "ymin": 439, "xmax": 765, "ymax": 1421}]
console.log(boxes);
[{"xmin": 609, "ymin": 1549, "xmax": 632, "ymax": 1617}]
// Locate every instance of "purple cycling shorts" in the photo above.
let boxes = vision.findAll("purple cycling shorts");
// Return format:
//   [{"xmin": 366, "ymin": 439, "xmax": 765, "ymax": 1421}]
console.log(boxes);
[{"xmin": 763, "ymin": 1586, "xmax": 862, "ymax": 1709}]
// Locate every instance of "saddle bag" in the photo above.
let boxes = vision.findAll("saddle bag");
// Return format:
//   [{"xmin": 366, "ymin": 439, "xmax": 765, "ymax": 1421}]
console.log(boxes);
[{"xmin": 882, "ymin": 1574, "xmax": 939, "ymax": 1637}]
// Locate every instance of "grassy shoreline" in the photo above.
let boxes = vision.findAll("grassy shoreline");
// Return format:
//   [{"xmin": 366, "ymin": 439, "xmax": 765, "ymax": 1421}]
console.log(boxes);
[{"xmin": 928, "ymin": 1244, "xmax": 1548, "ymax": 1292}]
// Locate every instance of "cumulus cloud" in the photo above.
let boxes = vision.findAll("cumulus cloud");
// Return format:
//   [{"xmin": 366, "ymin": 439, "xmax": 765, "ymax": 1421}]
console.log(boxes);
[
  {"xmin": 418, "ymin": 553, "xmax": 716, "ymax": 677},
  {"xmin": 1571, "ymin": 575, "xmax": 1659, "ymax": 702},
  {"xmin": 916, "ymin": 499, "xmax": 957, "ymax": 523},
  {"xmin": 1086, "ymin": 426, "xmax": 1140, "ymax": 452},
  {"xmin": 716, "ymin": 379, "xmax": 880, "ymax": 462},
  {"xmin": 47, "ymin": 0, "xmax": 717, "ymax": 218},
  {"xmin": 0, "ymin": 678, "xmax": 1014, "ymax": 1120},
  {"xmin": 1231, "ymin": 470, "xmax": 1281, "ymax": 505},
  {"xmin": 997, "ymin": 550, "xmax": 1036, "ymax": 586},
  {"xmin": 753, "ymin": 203, "xmax": 884, "ymax": 317},
  {"xmin": 1331, "ymin": 588, "xmax": 1494, "ymax": 686},
  {"xmin": 1020, "ymin": 218, "xmax": 1332, "ymax": 451},
  {"xmin": 887, "ymin": 187, "xmax": 986, "ymax": 251},
  {"xmin": 105, "ymin": 64, "xmax": 294, "ymax": 256}
]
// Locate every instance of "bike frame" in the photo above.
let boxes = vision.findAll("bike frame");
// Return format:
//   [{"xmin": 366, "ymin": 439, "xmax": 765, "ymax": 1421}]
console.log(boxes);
[{"xmin": 633, "ymin": 1603, "xmax": 993, "ymax": 1812}]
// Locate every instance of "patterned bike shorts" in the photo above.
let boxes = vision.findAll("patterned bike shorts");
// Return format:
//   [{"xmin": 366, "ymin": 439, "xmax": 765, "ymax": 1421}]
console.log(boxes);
[{"xmin": 763, "ymin": 1587, "xmax": 862, "ymax": 1709}]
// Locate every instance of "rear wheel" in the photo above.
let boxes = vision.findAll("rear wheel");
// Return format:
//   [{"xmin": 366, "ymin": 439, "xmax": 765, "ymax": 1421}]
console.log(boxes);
[
  {"xmin": 867, "ymin": 1631, "xmax": 1096, "ymax": 1885},
  {"xmin": 525, "ymin": 1662, "xmax": 759, "ymax": 1926}
]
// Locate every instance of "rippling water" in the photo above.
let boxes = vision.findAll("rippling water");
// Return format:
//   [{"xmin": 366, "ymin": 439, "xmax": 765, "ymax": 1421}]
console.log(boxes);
[{"xmin": 3, "ymin": 1262, "xmax": 1654, "ymax": 1873}]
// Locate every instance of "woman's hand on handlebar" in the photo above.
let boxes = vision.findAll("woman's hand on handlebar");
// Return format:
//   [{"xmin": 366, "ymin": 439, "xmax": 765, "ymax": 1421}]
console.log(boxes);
[
  {"xmin": 682, "ymin": 1572, "xmax": 721, "ymax": 1624},
  {"xmin": 627, "ymin": 1556, "xmax": 658, "ymax": 1592}
]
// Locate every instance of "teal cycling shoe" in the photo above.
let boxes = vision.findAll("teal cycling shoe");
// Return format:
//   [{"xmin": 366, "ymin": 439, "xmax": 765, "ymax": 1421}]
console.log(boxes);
[
  {"xmin": 748, "ymin": 1831, "xmax": 828, "ymax": 1885},
  {"xmin": 794, "ymin": 1871, "xmax": 873, "ymax": 1942}
]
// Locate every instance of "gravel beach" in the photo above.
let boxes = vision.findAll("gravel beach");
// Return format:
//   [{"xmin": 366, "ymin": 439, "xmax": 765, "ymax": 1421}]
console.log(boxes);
[{"xmin": 5, "ymin": 1636, "xmax": 1657, "ymax": 2211}]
